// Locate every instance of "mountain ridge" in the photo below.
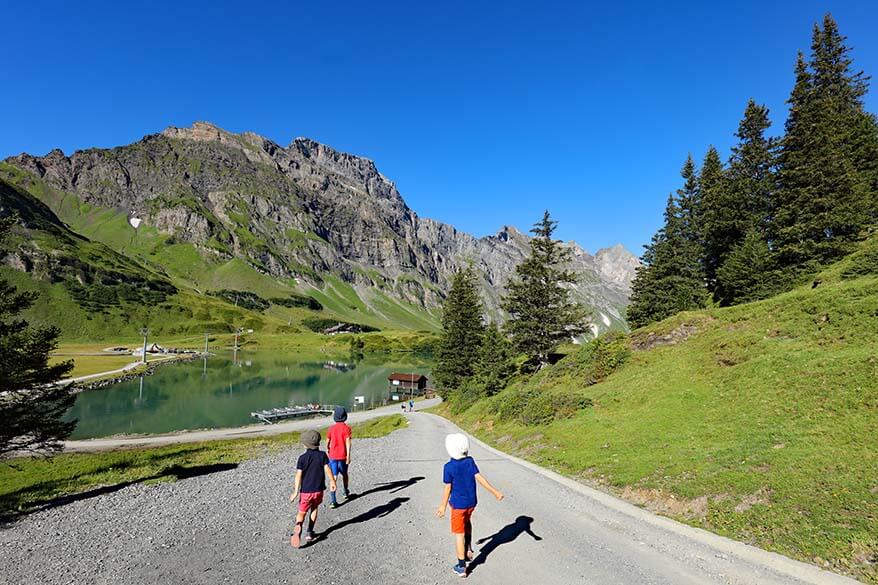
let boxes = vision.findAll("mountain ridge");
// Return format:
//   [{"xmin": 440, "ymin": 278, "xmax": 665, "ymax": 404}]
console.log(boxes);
[{"xmin": 2, "ymin": 121, "xmax": 638, "ymax": 334}]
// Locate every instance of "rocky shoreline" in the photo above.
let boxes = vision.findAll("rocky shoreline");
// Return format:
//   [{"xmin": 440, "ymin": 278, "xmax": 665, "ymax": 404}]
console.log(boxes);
[{"xmin": 72, "ymin": 354, "xmax": 201, "ymax": 393}]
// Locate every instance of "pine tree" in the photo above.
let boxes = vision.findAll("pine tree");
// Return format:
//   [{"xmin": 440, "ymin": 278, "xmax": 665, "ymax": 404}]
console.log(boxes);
[
  {"xmin": 434, "ymin": 265, "xmax": 484, "ymax": 392},
  {"xmin": 677, "ymin": 154, "xmax": 703, "ymax": 249},
  {"xmin": 712, "ymin": 100, "xmax": 777, "ymax": 304},
  {"xmin": 728, "ymin": 99, "xmax": 776, "ymax": 233},
  {"xmin": 0, "ymin": 215, "xmax": 76, "ymax": 458},
  {"xmin": 473, "ymin": 323, "xmax": 515, "ymax": 397},
  {"xmin": 698, "ymin": 146, "xmax": 727, "ymax": 289},
  {"xmin": 502, "ymin": 211, "xmax": 587, "ymax": 368},
  {"xmin": 627, "ymin": 158, "xmax": 708, "ymax": 328},
  {"xmin": 774, "ymin": 15, "xmax": 878, "ymax": 269},
  {"xmin": 715, "ymin": 229, "xmax": 785, "ymax": 305}
]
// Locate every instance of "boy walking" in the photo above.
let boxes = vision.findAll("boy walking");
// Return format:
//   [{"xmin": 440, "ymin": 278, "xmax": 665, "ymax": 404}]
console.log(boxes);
[
  {"xmin": 435, "ymin": 433, "xmax": 503, "ymax": 577},
  {"xmin": 290, "ymin": 429, "xmax": 336, "ymax": 548},
  {"xmin": 326, "ymin": 406, "xmax": 353, "ymax": 508}
]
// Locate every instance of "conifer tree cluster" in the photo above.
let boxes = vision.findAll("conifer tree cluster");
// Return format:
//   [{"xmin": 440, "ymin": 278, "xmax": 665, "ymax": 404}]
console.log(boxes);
[
  {"xmin": 628, "ymin": 14, "xmax": 878, "ymax": 328},
  {"xmin": 434, "ymin": 212, "xmax": 587, "ymax": 404},
  {"xmin": 434, "ymin": 265, "xmax": 517, "ymax": 407}
]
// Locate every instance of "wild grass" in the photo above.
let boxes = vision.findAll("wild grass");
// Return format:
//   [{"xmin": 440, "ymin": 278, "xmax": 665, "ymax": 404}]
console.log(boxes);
[{"xmin": 443, "ymin": 238, "xmax": 878, "ymax": 583}]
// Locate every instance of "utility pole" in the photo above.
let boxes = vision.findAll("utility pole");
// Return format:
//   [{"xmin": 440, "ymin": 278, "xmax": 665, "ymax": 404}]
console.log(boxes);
[
  {"xmin": 233, "ymin": 327, "xmax": 243, "ymax": 365},
  {"xmin": 140, "ymin": 327, "xmax": 150, "ymax": 365}
]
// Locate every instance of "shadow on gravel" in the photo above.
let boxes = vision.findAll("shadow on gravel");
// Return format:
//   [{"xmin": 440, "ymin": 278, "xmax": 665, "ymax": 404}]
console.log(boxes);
[
  {"xmin": 467, "ymin": 515, "xmax": 542, "ymax": 577},
  {"xmin": 0, "ymin": 462, "xmax": 238, "ymax": 524},
  {"xmin": 352, "ymin": 476, "xmax": 425, "ymax": 500},
  {"xmin": 316, "ymin": 496, "xmax": 410, "ymax": 541}
]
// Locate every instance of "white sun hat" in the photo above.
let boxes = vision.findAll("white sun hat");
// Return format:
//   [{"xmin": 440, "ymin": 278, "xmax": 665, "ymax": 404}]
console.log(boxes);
[{"xmin": 445, "ymin": 433, "xmax": 470, "ymax": 460}]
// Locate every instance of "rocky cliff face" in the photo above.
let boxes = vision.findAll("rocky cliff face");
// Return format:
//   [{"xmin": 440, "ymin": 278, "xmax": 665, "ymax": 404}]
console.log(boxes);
[{"xmin": 6, "ymin": 122, "xmax": 639, "ymax": 332}]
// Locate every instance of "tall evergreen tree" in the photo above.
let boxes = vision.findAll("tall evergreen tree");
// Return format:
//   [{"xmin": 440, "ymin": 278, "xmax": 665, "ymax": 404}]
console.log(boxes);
[
  {"xmin": 627, "ymin": 158, "xmax": 708, "ymax": 328},
  {"xmin": 711, "ymin": 100, "xmax": 777, "ymax": 304},
  {"xmin": 472, "ymin": 323, "xmax": 516, "ymax": 398},
  {"xmin": 774, "ymin": 15, "xmax": 878, "ymax": 268},
  {"xmin": 434, "ymin": 265, "xmax": 484, "ymax": 392},
  {"xmin": 727, "ymin": 99, "xmax": 776, "ymax": 233},
  {"xmin": 698, "ymin": 146, "xmax": 727, "ymax": 289},
  {"xmin": 0, "ymin": 215, "xmax": 76, "ymax": 458},
  {"xmin": 676, "ymin": 154, "xmax": 703, "ymax": 249},
  {"xmin": 502, "ymin": 211, "xmax": 587, "ymax": 368}
]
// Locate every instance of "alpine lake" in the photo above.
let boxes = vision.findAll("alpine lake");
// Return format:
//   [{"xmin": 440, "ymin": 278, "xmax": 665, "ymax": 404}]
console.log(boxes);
[{"xmin": 65, "ymin": 351, "xmax": 432, "ymax": 439}]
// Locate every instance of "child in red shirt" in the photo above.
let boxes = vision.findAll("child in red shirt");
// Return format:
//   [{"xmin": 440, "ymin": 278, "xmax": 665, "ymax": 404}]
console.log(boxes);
[{"xmin": 326, "ymin": 406, "xmax": 353, "ymax": 508}]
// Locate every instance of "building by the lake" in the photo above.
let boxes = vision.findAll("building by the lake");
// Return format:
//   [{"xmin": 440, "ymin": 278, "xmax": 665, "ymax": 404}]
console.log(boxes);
[{"xmin": 388, "ymin": 373, "xmax": 428, "ymax": 401}]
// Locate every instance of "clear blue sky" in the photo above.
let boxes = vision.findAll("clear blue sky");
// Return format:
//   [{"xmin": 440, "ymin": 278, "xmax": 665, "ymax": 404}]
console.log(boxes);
[{"xmin": 2, "ymin": 1, "xmax": 877, "ymax": 255}]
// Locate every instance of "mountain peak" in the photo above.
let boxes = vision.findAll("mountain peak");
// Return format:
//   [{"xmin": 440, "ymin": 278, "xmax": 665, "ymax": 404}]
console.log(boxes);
[{"xmin": 494, "ymin": 225, "xmax": 525, "ymax": 240}]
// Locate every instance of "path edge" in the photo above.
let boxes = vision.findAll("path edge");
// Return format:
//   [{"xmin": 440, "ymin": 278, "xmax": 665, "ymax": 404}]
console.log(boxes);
[{"xmin": 422, "ymin": 412, "xmax": 861, "ymax": 585}]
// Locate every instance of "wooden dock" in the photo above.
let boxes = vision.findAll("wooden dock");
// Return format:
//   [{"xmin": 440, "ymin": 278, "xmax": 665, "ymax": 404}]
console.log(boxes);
[{"xmin": 250, "ymin": 404, "xmax": 339, "ymax": 425}]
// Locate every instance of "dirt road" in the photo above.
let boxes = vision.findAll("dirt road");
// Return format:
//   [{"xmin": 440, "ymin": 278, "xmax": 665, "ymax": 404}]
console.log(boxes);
[{"xmin": 0, "ymin": 412, "xmax": 858, "ymax": 584}]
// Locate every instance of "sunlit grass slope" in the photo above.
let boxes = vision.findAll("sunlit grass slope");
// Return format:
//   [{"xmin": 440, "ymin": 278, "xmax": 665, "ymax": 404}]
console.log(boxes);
[{"xmin": 447, "ymin": 235, "xmax": 878, "ymax": 583}]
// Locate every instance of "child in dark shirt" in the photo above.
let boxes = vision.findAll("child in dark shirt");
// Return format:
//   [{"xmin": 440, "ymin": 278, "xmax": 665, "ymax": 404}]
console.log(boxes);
[
  {"xmin": 290, "ymin": 429, "xmax": 336, "ymax": 548},
  {"xmin": 435, "ymin": 433, "xmax": 503, "ymax": 577}
]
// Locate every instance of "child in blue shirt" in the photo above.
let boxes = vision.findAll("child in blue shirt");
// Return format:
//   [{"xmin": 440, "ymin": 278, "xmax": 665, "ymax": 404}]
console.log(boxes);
[{"xmin": 435, "ymin": 433, "xmax": 503, "ymax": 577}]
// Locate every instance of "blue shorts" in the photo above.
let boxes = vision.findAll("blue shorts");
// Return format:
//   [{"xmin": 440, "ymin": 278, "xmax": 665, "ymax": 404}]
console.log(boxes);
[{"xmin": 329, "ymin": 459, "xmax": 348, "ymax": 476}]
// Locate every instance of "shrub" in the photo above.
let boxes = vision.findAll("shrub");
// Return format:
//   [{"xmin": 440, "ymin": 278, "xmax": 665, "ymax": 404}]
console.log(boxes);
[
  {"xmin": 572, "ymin": 332, "xmax": 631, "ymax": 385},
  {"xmin": 493, "ymin": 387, "xmax": 592, "ymax": 426},
  {"xmin": 208, "ymin": 289, "xmax": 270, "ymax": 311},
  {"xmin": 841, "ymin": 248, "xmax": 878, "ymax": 279},
  {"xmin": 270, "ymin": 293, "xmax": 323, "ymax": 311}
]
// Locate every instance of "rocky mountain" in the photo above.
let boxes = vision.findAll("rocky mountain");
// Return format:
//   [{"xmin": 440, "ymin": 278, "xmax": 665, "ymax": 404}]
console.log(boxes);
[{"xmin": 1, "ymin": 122, "xmax": 638, "ymax": 333}]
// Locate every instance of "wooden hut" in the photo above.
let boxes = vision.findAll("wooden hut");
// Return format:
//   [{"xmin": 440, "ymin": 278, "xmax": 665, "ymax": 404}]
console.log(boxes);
[{"xmin": 388, "ymin": 373, "xmax": 428, "ymax": 400}]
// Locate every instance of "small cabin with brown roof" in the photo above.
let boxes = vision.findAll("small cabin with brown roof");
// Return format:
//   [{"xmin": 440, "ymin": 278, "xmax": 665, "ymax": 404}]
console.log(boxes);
[{"xmin": 388, "ymin": 373, "xmax": 428, "ymax": 399}]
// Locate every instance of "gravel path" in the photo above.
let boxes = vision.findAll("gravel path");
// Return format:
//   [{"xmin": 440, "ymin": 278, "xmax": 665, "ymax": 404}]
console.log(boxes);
[{"xmin": 0, "ymin": 413, "xmax": 859, "ymax": 585}]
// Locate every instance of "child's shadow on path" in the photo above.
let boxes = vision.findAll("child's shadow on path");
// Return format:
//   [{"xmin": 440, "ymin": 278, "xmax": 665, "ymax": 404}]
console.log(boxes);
[
  {"xmin": 467, "ymin": 515, "xmax": 542, "ymax": 576},
  {"xmin": 351, "ymin": 476, "xmax": 425, "ymax": 500},
  {"xmin": 315, "ymin": 496, "xmax": 410, "ymax": 542}
]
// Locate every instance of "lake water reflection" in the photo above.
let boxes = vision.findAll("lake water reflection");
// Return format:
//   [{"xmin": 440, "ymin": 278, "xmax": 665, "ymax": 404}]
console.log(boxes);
[{"xmin": 66, "ymin": 351, "xmax": 431, "ymax": 439}]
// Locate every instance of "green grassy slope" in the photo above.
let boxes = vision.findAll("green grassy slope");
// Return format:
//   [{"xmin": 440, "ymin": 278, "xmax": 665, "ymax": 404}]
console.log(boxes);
[
  {"xmin": 0, "ymin": 164, "xmax": 439, "ymax": 337},
  {"xmin": 446, "ymin": 236, "xmax": 878, "ymax": 583}
]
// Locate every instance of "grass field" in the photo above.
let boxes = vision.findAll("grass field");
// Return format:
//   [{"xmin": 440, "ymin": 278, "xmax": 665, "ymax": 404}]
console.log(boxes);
[
  {"xmin": 0, "ymin": 415, "xmax": 408, "ymax": 519},
  {"xmin": 443, "ymin": 238, "xmax": 878, "ymax": 583},
  {"xmin": 49, "ymin": 355, "xmax": 136, "ymax": 378}
]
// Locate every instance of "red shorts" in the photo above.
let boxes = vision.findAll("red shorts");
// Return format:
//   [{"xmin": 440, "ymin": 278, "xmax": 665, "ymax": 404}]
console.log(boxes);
[
  {"xmin": 450, "ymin": 506, "xmax": 475, "ymax": 534},
  {"xmin": 298, "ymin": 491, "xmax": 323, "ymax": 513}
]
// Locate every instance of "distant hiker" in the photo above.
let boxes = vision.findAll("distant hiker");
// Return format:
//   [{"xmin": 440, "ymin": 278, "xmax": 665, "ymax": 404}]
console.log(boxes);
[
  {"xmin": 326, "ymin": 406, "xmax": 353, "ymax": 508},
  {"xmin": 409, "ymin": 399, "xmax": 414, "ymax": 412},
  {"xmin": 435, "ymin": 433, "xmax": 504, "ymax": 577},
  {"xmin": 290, "ymin": 430, "xmax": 336, "ymax": 548}
]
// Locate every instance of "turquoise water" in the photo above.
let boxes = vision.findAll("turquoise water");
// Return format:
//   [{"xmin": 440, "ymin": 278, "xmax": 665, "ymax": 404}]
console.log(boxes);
[{"xmin": 66, "ymin": 351, "xmax": 431, "ymax": 439}]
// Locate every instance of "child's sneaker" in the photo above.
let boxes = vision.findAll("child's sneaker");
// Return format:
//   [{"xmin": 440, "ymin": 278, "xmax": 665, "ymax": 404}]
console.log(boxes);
[
  {"xmin": 305, "ymin": 532, "xmax": 318, "ymax": 544},
  {"xmin": 290, "ymin": 523, "xmax": 302, "ymax": 548},
  {"xmin": 451, "ymin": 564, "xmax": 467, "ymax": 577},
  {"xmin": 329, "ymin": 501, "xmax": 338, "ymax": 509}
]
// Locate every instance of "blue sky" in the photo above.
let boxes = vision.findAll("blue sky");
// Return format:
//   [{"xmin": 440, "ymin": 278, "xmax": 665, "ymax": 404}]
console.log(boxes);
[{"xmin": 2, "ymin": 1, "xmax": 876, "ymax": 255}]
